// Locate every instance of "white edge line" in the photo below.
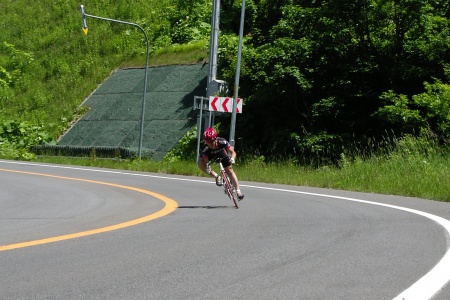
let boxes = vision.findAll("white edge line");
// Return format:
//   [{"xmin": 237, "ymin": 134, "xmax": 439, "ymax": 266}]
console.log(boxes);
[
  {"xmin": 1, "ymin": 160, "xmax": 449, "ymax": 299},
  {"xmin": 244, "ymin": 185, "xmax": 450, "ymax": 300}
]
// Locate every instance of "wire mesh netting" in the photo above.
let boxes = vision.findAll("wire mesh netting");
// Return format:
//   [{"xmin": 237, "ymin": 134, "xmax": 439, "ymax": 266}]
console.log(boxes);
[{"xmin": 38, "ymin": 64, "xmax": 208, "ymax": 159}]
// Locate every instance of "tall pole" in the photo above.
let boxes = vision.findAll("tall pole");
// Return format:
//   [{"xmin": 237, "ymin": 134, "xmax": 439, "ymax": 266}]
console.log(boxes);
[
  {"xmin": 197, "ymin": 0, "xmax": 220, "ymax": 151},
  {"xmin": 229, "ymin": 0, "xmax": 246, "ymax": 147},
  {"xmin": 206, "ymin": 0, "xmax": 221, "ymax": 129},
  {"xmin": 79, "ymin": 5, "xmax": 149, "ymax": 159},
  {"xmin": 207, "ymin": 0, "xmax": 220, "ymax": 94}
]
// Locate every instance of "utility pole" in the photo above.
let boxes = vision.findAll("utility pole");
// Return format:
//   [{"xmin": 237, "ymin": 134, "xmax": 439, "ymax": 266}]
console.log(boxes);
[
  {"xmin": 79, "ymin": 5, "xmax": 149, "ymax": 159},
  {"xmin": 229, "ymin": 0, "xmax": 246, "ymax": 147}
]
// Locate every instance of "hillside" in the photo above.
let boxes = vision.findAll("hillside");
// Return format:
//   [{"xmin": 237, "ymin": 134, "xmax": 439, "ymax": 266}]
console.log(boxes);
[
  {"xmin": 1, "ymin": 0, "xmax": 210, "ymax": 138},
  {"xmin": 1, "ymin": 0, "xmax": 450, "ymax": 164},
  {"xmin": 53, "ymin": 63, "xmax": 208, "ymax": 159}
]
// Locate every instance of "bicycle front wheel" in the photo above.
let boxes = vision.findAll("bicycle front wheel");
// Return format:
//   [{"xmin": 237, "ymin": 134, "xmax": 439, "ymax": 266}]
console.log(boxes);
[{"xmin": 222, "ymin": 172, "xmax": 238, "ymax": 209}]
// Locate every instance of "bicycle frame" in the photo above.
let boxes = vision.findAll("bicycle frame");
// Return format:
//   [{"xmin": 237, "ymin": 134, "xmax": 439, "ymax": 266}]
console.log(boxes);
[{"xmin": 207, "ymin": 157, "xmax": 239, "ymax": 209}]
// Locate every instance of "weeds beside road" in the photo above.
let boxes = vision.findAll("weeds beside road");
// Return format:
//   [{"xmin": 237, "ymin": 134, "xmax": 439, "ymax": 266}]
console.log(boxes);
[{"xmin": 33, "ymin": 136, "xmax": 450, "ymax": 202}]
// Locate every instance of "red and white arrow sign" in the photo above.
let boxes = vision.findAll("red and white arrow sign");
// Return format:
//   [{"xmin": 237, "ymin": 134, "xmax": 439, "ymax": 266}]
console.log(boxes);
[
  {"xmin": 210, "ymin": 96, "xmax": 219, "ymax": 111},
  {"xmin": 236, "ymin": 98, "xmax": 241, "ymax": 113},
  {"xmin": 222, "ymin": 97, "xmax": 230, "ymax": 112},
  {"xmin": 208, "ymin": 96, "xmax": 243, "ymax": 113}
]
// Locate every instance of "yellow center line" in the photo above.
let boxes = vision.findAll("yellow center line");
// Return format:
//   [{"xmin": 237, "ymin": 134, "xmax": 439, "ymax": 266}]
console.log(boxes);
[{"xmin": 0, "ymin": 168, "xmax": 178, "ymax": 251}]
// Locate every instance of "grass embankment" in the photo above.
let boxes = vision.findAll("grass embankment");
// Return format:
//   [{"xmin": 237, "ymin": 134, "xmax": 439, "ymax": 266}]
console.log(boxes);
[
  {"xmin": 34, "ymin": 136, "xmax": 450, "ymax": 202},
  {"xmin": 128, "ymin": 41, "xmax": 208, "ymax": 67}
]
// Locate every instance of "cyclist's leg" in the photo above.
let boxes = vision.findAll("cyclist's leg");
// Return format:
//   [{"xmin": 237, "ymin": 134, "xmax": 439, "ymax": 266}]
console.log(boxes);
[
  {"xmin": 224, "ymin": 165, "xmax": 244, "ymax": 200},
  {"xmin": 224, "ymin": 166, "xmax": 239, "ymax": 189}
]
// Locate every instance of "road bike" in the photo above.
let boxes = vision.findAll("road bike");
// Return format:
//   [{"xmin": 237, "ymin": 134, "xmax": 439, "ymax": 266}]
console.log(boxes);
[{"xmin": 207, "ymin": 157, "xmax": 239, "ymax": 209}]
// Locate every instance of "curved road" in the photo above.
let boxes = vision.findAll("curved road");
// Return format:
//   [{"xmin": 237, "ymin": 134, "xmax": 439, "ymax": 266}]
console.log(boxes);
[{"xmin": 1, "ymin": 160, "xmax": 449, "ymax": 300}]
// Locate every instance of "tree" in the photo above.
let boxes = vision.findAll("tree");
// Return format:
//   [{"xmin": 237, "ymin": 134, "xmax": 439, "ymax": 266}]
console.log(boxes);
[
  {"xmin": 375, "ymin": 79, "xmax": 450, "ymax": 141},
  {"xmin": 217, "ymin": 0, "xmax": 450, "ymax": 161}
]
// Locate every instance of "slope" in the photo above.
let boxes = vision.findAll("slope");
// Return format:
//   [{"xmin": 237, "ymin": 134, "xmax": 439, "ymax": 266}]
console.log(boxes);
[{"xmin": 53, "ymin": 63, "xmax": 208, "ymax": 160}]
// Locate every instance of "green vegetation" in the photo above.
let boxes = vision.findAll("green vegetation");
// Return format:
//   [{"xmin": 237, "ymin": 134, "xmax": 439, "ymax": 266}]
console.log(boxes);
[
  {"xmin": 35, "ymin": 135, "xmax": 450, "ymax": 201},
  {"xmin": 0, "ymin": 119, "xmax": 54, "ymax": 160},
  {"xmin": 1, "ymin": 0, "xmax": 450, "ymax": 202},
  {"xmin": 34, "ymin": 128, "xmax": 450, "ymax": 202},
  {"xmin": 133, "ymin": 41, "xmax": 208, "ymax": 67},
  {"xmin": 1, "ymin": 0, "xmax": 211, "ymax": 158},
  {"xmin": 219, "ymin": 0, "xmax": 450, "ymax": 163}
]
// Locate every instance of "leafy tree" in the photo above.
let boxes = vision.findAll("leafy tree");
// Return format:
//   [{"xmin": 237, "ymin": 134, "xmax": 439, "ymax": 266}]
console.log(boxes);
[
  {"xmin": 166, "ymin": 0, "xmax": 212, "ymax": 44},
  {"xmin": 375, "ymin": 79, "xmax": 450, "ymax": 141},
  {"xmin": 220, "ymin": 0, "xmax": 257, "ymax": 34},
  {"xmin": 216, "ymin": 0, "xmax": 450, "ymax": 162}
]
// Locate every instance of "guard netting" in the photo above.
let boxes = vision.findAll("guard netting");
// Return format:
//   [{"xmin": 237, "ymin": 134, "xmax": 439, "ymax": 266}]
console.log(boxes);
[{"xmin": 35, "ymin": 63, "xmax": 208, "ymax": 160}]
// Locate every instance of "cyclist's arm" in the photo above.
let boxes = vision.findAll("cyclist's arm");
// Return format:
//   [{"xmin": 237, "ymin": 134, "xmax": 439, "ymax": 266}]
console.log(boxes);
[
  {"xmin": 226, "ymin": 145, "xmax": 237, "ymax": 161},
  {"xmin": 197, "ymin": 155, "xmax": 209, "ymax": 173}
]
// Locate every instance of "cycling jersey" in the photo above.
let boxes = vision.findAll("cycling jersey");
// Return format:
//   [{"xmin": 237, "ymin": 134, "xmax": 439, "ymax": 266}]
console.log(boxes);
[{"xmin": 200, "ymin": 137, "xmax": 232, "ymax": 167}]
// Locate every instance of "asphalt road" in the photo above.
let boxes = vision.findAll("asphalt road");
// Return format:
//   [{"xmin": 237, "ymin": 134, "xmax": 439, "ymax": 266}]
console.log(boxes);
[{"xmin": 1, "ymin": 160, "xmax": 449, "ymax": 300}]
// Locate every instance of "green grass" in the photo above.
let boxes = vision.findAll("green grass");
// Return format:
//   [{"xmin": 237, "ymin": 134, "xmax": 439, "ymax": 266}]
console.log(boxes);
[
  {"xmin": 1, "ymin": 0, "xmax": 208, "ymax": 138},
  {"xmin": 120, "ymin": 41, "xmax": 208, "ymax": 68},
  {"xmin": 33, "ymin": 137, "xmax": 450, "ymax": 202},
  {"xmin": 311, "ymin": 155, "xmax": 449, "ymax": 200},
  {"xmin": 237, "ymin": 151, "xmax": 450, "ymax": 202}
]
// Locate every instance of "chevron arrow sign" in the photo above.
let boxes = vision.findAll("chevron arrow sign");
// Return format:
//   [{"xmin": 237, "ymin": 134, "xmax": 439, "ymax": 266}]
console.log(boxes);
[{"xmin": 208, "ymin": 96, "xmax": 243, "ymax": 113}]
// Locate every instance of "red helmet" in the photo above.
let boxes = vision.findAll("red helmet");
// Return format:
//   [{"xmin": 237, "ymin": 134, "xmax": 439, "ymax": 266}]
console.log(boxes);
[{"xmin": 203, "ymin": 127, "xmax": 217, "ymax": 141}]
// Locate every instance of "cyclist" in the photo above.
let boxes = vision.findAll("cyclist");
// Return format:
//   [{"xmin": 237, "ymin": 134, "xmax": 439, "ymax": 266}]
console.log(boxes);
[{"xmin": 198, "ymin": 127, "xmax": 244, "ymax": 200}]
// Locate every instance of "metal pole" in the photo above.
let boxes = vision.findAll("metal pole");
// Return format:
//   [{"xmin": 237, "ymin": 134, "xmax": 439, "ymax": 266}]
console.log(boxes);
[
  {"xmin": 206, "ymin": 0, "xmax": 221, "ymax": 127},
  {"xmin": 79, "ymin": 5, "xmax": 149, "ymax": 159},
  {"xmin": 229, "ymin": 0, "xmax": 246, "ymax": 147},
  {"xmin": 207, "ymin": 0, "xmax": 220, "ymax": 91},
  {"xmin": 196, "ymin": 97, "xmax": 204, "ymax": 162}
]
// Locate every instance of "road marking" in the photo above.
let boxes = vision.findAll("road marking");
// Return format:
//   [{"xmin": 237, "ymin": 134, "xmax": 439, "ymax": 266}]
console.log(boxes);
[
  {"xmin": 241, "ymin": 185, "xmax": 450, "ymax": 300},
  {"xmin": 0, "ymin": 168, "xmax": 178, "ymax": 252},
  {"xmin": 1, "ymin": 160, "xmax": 449, "ymax": 299}
]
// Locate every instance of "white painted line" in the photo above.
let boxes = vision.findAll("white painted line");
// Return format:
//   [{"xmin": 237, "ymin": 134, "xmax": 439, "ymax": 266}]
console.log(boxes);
[
  {"xmin": 0, "ymin": 160, "xmax": 212, "ymax": 183},
  {"xmin": 243, "ymin": 185, "xmax": 450, "ymax": 300},
  {"xmin": 1, "ymin": 160, "xmax": 449, "ymax": 299}
]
